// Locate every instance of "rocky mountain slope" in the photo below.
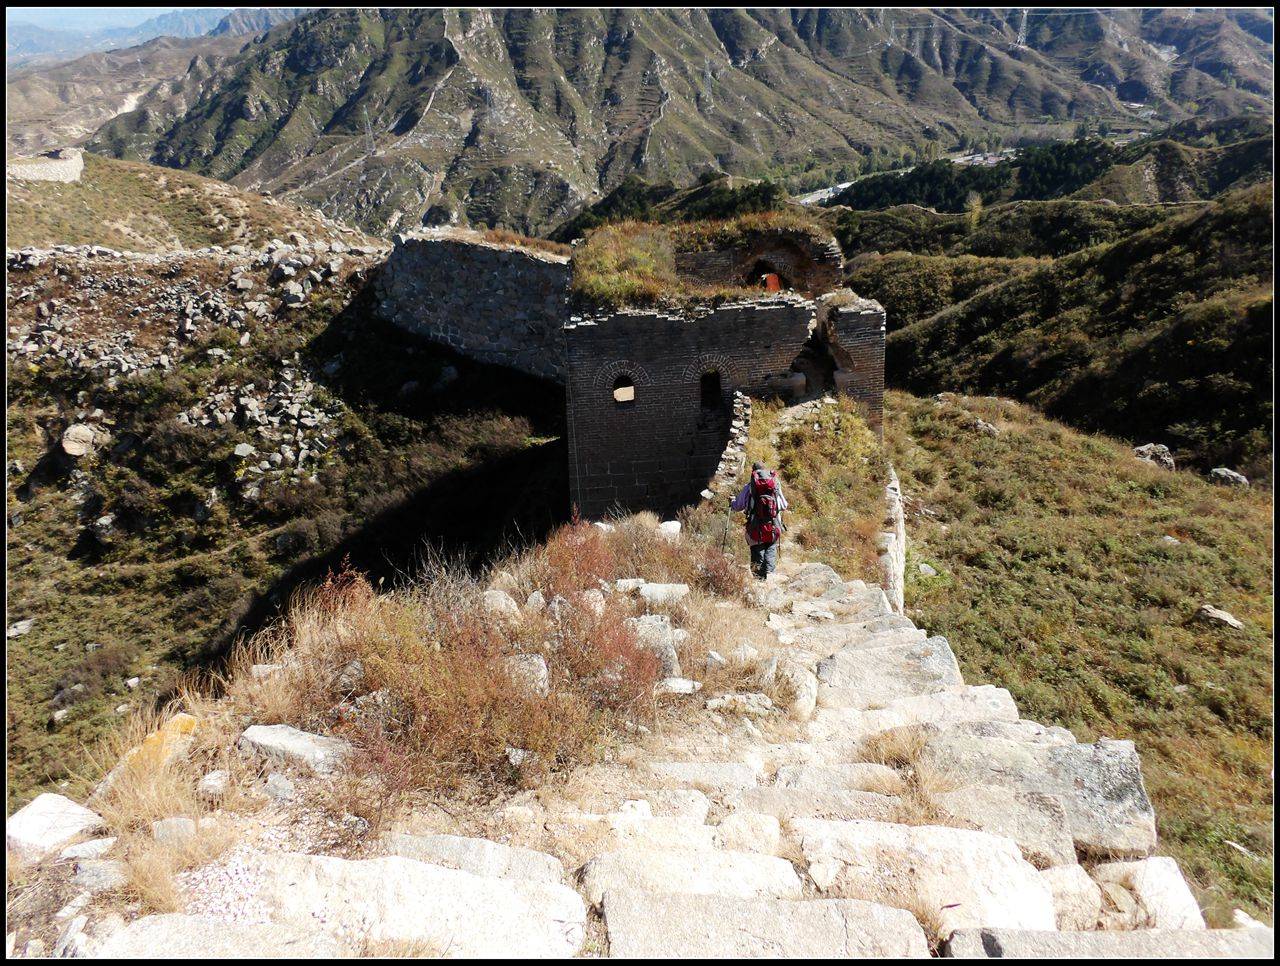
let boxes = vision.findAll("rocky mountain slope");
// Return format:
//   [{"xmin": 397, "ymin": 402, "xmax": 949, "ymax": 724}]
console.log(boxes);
[
  {"xmin": 4, "ymin": 230, "xmax": 576, "ymax": 811},
  {"xmin": 84, "ymin": 8, "xmax": 1272, "ymax": 236},
  {"xmin": 6, "ymin": 36, "xmax": 248, "ymax": 157}
]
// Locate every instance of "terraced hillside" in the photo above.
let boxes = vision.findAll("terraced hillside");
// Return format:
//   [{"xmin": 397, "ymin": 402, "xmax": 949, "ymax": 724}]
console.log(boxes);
[{"xmin": 85, "ymin": 8, "xmax": 1272, "ymax": 235}]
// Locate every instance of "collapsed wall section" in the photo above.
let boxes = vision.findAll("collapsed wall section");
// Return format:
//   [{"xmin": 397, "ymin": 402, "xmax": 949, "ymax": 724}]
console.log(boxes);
[
  {"xmin": 819, "ymin": 293, "xmax": 886, "ymax": 434},
  {"xmin": 565, "ymin": 297, "xmax": 815, "ymax": 518},
  {"xmin": 375, "ymin": 230, "xmax": 571, "ymax": 382}
]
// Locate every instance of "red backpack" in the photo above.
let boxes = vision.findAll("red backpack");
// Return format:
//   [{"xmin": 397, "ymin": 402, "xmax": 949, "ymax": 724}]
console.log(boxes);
[{"xmin": 746, "ymin": 469, "xmax": 783, "ymax": 545}]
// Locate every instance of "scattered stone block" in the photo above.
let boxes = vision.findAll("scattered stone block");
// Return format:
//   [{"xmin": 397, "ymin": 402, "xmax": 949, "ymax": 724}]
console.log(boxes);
[
  {"xmin": 1040, "ymin": 863, "xmax": 1102, "ymax": 931},
  {"xmin": 151, "ymin": 817, "xmax": 196, "ymax": 848},
  {"xmin": 238, "ymin": 724, "xmax": 351, "ymax": 775},
  {"xmin": 943, "ymin": 927, "xmax": 1273, "ymax": 959},
  {"xmin": 251, "ymin": 853, "xmax": 586, "ymax": 957},
  {"xmin": 89, "ymin": 914, "xmax": 345, "ymax": 957},
  {"xmin": 646, "ymin": 760, "xmax": 761, "ymax": 793},
  {"xmin": 919, "ymin": 733, "xmax": 1156, "ymax": 858},
  {"xmin": 1091, "ymin": 856, "xmax": 1206, "ymax": 929},
  {"xmin": 639, "ymin": 583, "xmax": 690, "ymax": 606},
  {"xmin": 932, "ymin": 785, "xmax": 1076, "ymax": 869},
  {"xmin": 1196, "ymin": 603, "xmax": 1243, "ymax": 629},
  {"xmin": 716, "ymin": 812, "xmax": 781, "ymax": 854},
  {"xmin": 7, "ymin": 794, "xmax": 104, "ymax": 864},
  {"xmin": 72, "ymin": 859, "xmax": 127, "ymax": 894}
]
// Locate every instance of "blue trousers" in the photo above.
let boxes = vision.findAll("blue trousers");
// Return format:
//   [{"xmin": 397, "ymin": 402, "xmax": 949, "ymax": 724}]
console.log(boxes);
[{"xmin": 750, "ymin": 541, "xmax": 779, "ymax": 579}]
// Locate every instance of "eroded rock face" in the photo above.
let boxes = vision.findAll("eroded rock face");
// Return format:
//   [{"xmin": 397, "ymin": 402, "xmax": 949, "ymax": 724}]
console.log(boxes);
[{"xmin": 602, "ymin": 891, "xmax": 931, "ymax": 958}]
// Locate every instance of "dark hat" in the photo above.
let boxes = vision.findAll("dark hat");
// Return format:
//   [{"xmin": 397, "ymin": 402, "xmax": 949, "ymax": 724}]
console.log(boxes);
[{"xmin": 751, "ymin": 461, "xmax": 766, "ymax": 472}]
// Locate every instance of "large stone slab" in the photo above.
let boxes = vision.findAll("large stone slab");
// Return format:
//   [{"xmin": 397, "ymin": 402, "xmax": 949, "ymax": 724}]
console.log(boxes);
[
  {"xmin": 932, "ymin": 785, "xmax": 1076, "ymax": 868},
  {"xmin": 90, "ymin": 914, "xmax": 346, "ymax": 957},
  {"xmin": 603, "ymin": 889, "xmax": 930, "ymax": 958},
  {"xmin": 237, "ymin": 724, "xmax": 352, "ymax": 775},
  {"xmin": 943, "ymin": 927, "xmax": 1274, "ymax": 959},
  {"xmin": 920, "ymin": 734, "xmax": 1156, "ymax": 858},
  {"xmin": 816, "ymin": 637, "xmax": 963, "ymax": 708},
  {"xmin": 252, "ymin": 852, "xmax": 586, "ymax": 957},
  {"xmin": 7, "ymin": 794, "xmax": 104, "ymax": 865},
  {"xmin": 383, "ymin": 833, "xmax": 564, "ymax": 885},
  {"xmin": 1091, "ymin": 857, "xmax": 1206, "ymax": 929},
  {"xmin": 793, "ymin": 819, "xmax": 1056, "ymax": 939},
  {"xmin": 578, "ymin": 849, "xmax": 803, "ymax": 906}
]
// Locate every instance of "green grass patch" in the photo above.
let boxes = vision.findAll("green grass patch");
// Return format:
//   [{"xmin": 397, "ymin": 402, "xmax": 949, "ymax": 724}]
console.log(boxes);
[{"xmin": 882, "ymin": 389, "xmax": 1273, "ymax": 926}]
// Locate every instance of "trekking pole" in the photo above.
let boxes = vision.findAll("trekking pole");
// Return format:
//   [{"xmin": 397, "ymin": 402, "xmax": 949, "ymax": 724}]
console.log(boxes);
[{"xmin": 721, "ymin": 500, "xmax": 731, "ymax": 552}]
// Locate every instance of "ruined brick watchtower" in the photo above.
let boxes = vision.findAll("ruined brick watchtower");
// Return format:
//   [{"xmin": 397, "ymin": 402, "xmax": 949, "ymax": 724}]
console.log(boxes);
[{"xmin": 376, "ymin": 218, "xmax": 886, "ymax": 520}]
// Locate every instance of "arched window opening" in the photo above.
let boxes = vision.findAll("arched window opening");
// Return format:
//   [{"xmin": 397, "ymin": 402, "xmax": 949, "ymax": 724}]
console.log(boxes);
[
  {"xmin": 700, "ymin": 370, "xmax": 722, "ymax": 409},
  {"xmin": 612, "ymin": 375, "xmax": 636, "ymax": 405}
]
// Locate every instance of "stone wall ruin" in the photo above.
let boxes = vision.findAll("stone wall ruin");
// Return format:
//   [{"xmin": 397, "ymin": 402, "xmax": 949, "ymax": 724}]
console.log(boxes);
[{"xmin": 376, "ymin": 227, "xmax": 886, "ymax": 519}]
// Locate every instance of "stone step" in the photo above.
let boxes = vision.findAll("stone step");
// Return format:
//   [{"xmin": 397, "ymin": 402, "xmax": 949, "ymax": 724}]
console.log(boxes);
[
  {"xmin": 790, "ymin": 624, "xmax": 927, "ymax": 654},
  {"xmin": 918, "ymin": 733, "xmax": 1157, "ymax": 859},
  {"xmin": 792, "ymin": 818, "xmax": 1057, "ymax": 941},
  {"xmin": 645, "ymin": 761, "xmax": 762, "ymax": 793},
  {"xmin": 89, "ymin": 913, "xmax": 346, "ymax": 957},
  {"xmin": 816, "ymin": 636, "xmax": 963, "ymax": 709},
  {"xmin": 942, "ymin": 927, "xmax": 1274, "ymax": 959},
  {"xmin": 603, "ymin": 889, "xmax": 931, "ymax": 958},
  {"xmin": 569, "ymin": 788, "xmax": 711, "ymax": 822},
  {"xmin": 726, "ymin": 786, "xmax": 900, "ymax": 823},
  {"xmin": 930, "ymin": 785, "xmax": 1077, "ymax": 869},
  {"xmin": 774, "ymin": 762, "xmax": 905, "ymax": 795},
  {"xmin": 248, "ymin": 852, "xmax": 586, "ymax": 957},
  {"xmin": 578, "ymin": 848, "xmax": 804, "ymax": 906},
  {"xmin": 382, "ymin": 832, "xmax": 565, "ymax": 885},
  {"xmin": 809, "ymin": 685, "xmax": 1020, "ymax": 748}
]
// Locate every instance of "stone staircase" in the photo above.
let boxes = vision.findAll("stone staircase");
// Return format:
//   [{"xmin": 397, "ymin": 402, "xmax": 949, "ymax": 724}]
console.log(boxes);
[
  {"xmin": 66, "ymin": 550, "xmax": 1273, "ymax": 958},
  {"xmin": 12, "ymin": 485, "xmax": 1273, "ymax": 957}
]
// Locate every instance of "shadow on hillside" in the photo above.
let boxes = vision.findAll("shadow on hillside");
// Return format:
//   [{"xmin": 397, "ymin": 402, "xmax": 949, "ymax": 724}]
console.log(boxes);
[{"xmin": 182, "ymin": 267, "xmax": 572, "ymax": 676}]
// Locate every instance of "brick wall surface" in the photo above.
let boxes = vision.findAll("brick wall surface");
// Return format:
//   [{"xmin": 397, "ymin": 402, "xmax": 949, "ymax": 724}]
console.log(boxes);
[
  {"xmin": 375, "ymin": 230, "xmax": 571, "ymax": 382},
  {"xmin": 564, "ymin": 297, "xmax": 815, "ymax": 517}
]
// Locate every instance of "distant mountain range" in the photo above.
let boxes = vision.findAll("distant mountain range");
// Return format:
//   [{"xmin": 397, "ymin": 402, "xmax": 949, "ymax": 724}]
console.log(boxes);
[
  {"xmin": 79, "ymin": 7, "xmax": 1272, "ymax": 237},
  {"xmin": 5, "ymin": 8, "xmax": 308, "ymax": 67}
]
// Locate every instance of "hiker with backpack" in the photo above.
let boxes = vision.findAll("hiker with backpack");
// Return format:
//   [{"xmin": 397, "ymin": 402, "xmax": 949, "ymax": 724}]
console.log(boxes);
[{"xmin": 730, "ymin": 461, "xmax": 789, "ymax": 579}]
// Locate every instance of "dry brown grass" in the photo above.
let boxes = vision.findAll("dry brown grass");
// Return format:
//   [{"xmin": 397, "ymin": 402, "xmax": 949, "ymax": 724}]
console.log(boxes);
[{"xmin": 856, "ymin": 725, "xmax": 966, "ymax": 828}]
